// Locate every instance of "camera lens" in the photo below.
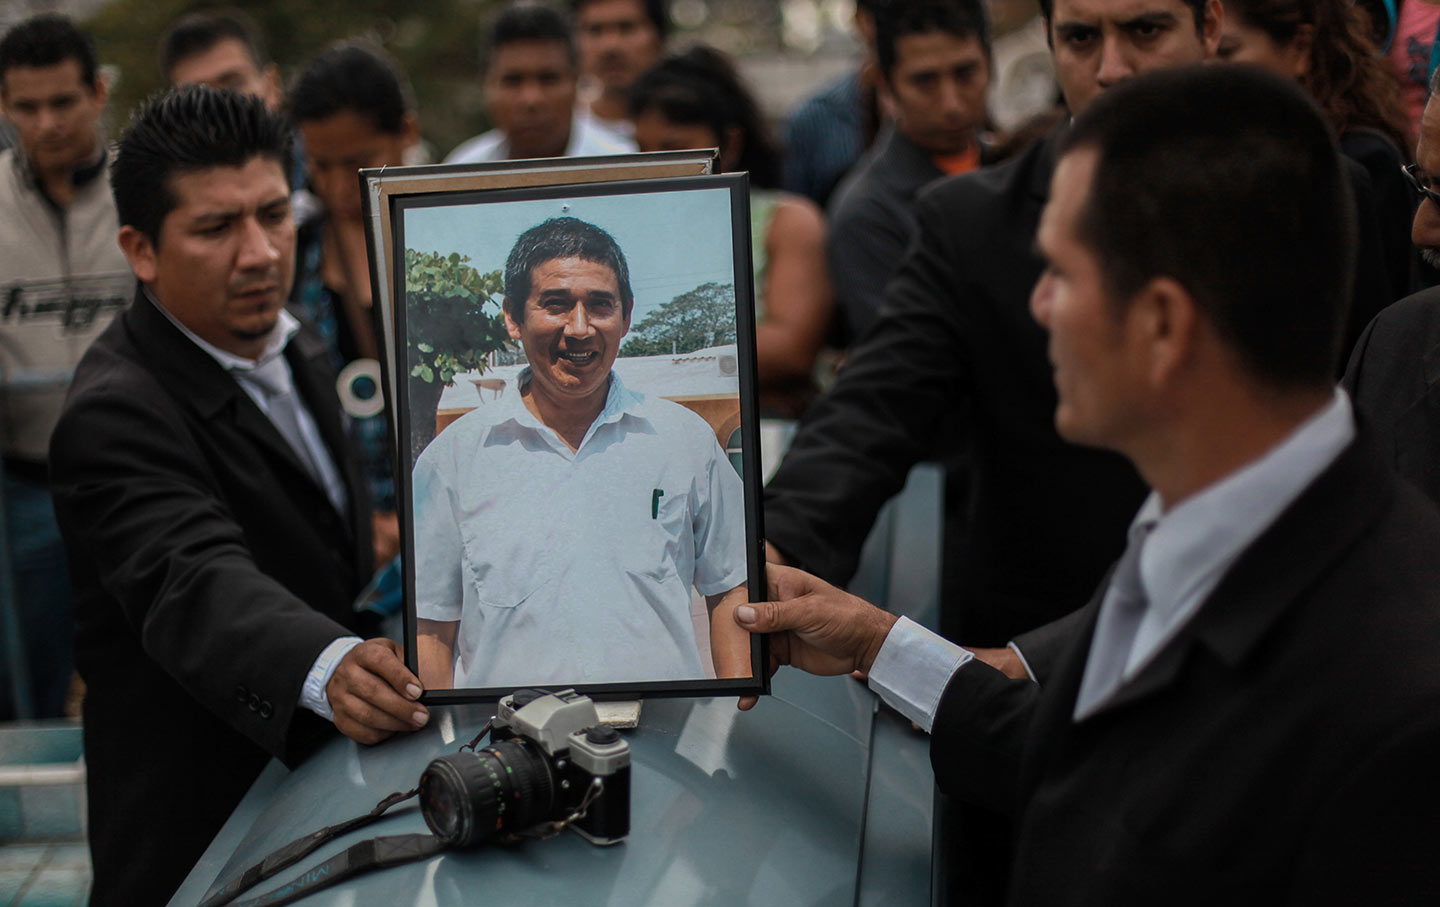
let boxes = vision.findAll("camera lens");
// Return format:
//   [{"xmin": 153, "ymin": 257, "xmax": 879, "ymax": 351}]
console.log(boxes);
[{"xmin": 419, "ymin": 739, "xmax": 559, "ymax": 848}]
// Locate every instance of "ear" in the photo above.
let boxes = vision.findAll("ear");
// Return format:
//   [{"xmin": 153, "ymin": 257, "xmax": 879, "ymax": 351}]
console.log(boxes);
[
  {"xmin": 262, "ymin": 63, "xmax": 283, "ymax": 111},
  {"xmin": 401, "ymin": 112, "xmax": 421, "ymax": 150},
  {"xmin": 1201, "ymin": 0, "xmax": 1225, "ymax": 59},
  {"xmin": 117, "ymin": 225, "xmax": 158, "ymax": 284},
  {"xmin": 503, "ymin": 301, "xmax": 523, "ymax": 342},
  {"xmin": 720, "ymin": 125, "xmax": 745, "ymax": 172},
  {"xmin": 92, "ymin": 73, "xmax": 110, "ymax": 110},
  {"xmin": 1289, "ymin": 24, "xmax": 1314, "ymax": 80},
  {"xmin": 1128, "ymin": 276, "xmax": 1199, "ymax": 389}
]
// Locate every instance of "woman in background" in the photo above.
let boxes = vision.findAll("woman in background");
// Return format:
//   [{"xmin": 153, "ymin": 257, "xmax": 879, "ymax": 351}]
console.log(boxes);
[
  {"xmin": 289, "ymin": 41, "xmax": 421, "ymax": 562},
  {"xmin": 1217, "ymin": 0, "xmax": 1416, "ymax": 311},
  {"xmin": 630, "ymin": 46, "xmax": 835, "ymax": 417}
]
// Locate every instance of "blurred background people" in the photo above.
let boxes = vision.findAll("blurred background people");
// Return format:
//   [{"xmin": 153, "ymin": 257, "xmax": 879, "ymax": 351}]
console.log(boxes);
[
  {"xmin": 159, "ymin": 7, "xmax": 281, "ymax": 107},
  {"xmin": 572, "ymin": 0, "xmax": 667, "ymax": 140},
  {"xmin": 631, "ymin": 45, "xmax": 834, "ymax": 417},
  {"xmin": 828, "ymin": 0, "xmax": 993, "ymax": 341},
  {"xmin": 1217, "ymin": 0, "xmax": 1416, "ymax": 310},
  {"xmin": 448, "ymin": 2, "xmax": 633, "ymax": 162},
  {"xmin": 159, "ymin": 8, "xmax": 309, "ymax": 196},
  {"xmin": 288, "ymin": 41, "xmax": 422, "ymax": 563},
  {"xmin": 782, "ymin": 0, "xmax": 887, "ymax": 208},
  {"xmin": 0, "ymin": 13, "xmax": 129, "ymax": 720}
]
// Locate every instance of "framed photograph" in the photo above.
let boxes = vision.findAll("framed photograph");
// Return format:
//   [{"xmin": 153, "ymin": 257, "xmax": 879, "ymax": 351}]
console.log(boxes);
[{"xmin": 386, "ymin": 170, "xmax": 767, "ymax": 703}]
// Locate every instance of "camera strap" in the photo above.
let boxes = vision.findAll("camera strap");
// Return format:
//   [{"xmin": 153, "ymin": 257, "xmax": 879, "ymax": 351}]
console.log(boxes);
[
  {"xmin": 197, "ymin": 787, "xmax": 420, "ymax": 907},
  {"xmin": 229, "ymin": 833, "xmax": 446, "ymax": 907},
  {"xmin": 198, "ymin": 719, "xmax": 497, "ymax": 907}
]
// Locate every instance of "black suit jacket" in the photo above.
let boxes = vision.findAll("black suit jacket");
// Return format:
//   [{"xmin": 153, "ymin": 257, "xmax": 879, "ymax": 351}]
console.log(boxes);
[
  {"xmin": 50, "ymin": 288, "xmax": 375, "ymax": 906},
  {"xmin": 1344, "ymin": 285, "xmax": 1440, "ymax": 507},
  {"xmin": 930, "ymin": 435, "xmax": 1440, "ymax": 904},
  {"xmin": 766, "ymin": 128, "xmax": 1146, "ymax": 646}
]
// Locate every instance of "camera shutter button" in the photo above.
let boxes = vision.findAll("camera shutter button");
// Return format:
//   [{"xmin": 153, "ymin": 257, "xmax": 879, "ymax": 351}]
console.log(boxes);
[{"xmin": 585, "ymin": 726, "xmax": 620, "ymax": 745}]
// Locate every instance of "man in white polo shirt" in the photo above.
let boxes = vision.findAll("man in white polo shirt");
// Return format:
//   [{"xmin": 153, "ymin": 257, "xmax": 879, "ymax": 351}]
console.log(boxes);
[{"xmin": 413, "ymin": 216, "xmax": 749, "ymax": 688}]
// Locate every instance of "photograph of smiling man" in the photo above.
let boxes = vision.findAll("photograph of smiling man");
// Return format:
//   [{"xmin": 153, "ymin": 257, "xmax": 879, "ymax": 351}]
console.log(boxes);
[{"xmin": 401, "ymin": 187, "xmax": 753, "ymax": 693}]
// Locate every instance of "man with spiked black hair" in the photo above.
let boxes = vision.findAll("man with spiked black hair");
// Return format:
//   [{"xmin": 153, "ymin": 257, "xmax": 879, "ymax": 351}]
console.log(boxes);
[{"xmin": 50, "ymin": 85, "xmax": 428, "ymax": 906}]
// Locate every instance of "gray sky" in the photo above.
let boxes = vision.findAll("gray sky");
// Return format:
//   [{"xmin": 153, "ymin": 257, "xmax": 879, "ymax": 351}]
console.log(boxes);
[{"xmin": 401, "ymin": 186, "xmax": 739, "ymax": 326}]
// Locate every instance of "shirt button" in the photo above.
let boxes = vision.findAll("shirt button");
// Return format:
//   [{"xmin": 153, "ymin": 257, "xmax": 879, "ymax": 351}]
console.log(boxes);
[
  {"xmin": 248, "ymin": 693, "xmax": 261, "ymax": 712},
  {"xmin": 236, "ymin": 684, "xmax": 248, "ymax": 702},
  {"xmin": 259, "ymin": 701, "xmax": 274, "ymax": 719}
]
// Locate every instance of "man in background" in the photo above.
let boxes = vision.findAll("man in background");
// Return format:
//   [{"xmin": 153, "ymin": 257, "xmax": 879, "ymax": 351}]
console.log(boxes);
[
  {"xmin": 448, "ymin": 3, "xmax": 633, "ymax": 163},
  {"xmin": 828, "ymin": 0, "xmax": 993, "ymax": 339},
  {"xmin": 572, "ymin": 0, "xmax": 665, "ymax": 140},
  {"xmin": 159, "ymin": 7, "xmax": 281, "ymax": 107},
  {"xmin": 0, "ymin": 13, "xmax": 129, "ymax": 719}
]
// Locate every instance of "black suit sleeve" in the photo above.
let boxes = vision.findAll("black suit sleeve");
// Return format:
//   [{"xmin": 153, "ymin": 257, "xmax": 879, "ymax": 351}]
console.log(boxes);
[
  {"xmin": 827, "ymin": 191, "xmax": 918, "ymax": 342},
  {"xmin": 928, "ymin": 659, "xmax": 1042, "ymax": 817},
  {"xmin": 50, "ymin": 377, "xmax": 351, "ymax": 761},
  {"xmin": 765, "ymin": 186, "xmax": 975, "ymax": 584}
]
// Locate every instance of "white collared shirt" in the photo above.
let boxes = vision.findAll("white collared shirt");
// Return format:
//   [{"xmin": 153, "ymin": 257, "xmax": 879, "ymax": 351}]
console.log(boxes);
[
  {"xmin": 870, "ymin": 389, "xmax": 1356, "ymax": 731},
  {"xmin": 444, "ymin": 112, "xmax": 635, "ymax": 163},
  {"xmin": 412, "ymin": 369, "xmax": 748, "ymax": 687}
]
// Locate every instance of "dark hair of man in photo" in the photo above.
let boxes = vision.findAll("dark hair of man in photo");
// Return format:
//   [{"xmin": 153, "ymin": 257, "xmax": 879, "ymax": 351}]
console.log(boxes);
[
  {"xmin": 503, "ymin": 216, "xmax": 635, "ymax": 323},
  {"xmin": 0, "ymin": 12, "xmax": 97, "ymax": 85},
  {"xmin": 875, "ymin": 0, "xmax": 993, "ymax": 80},
  {"xmin": 110, "ymin": 85, "xmax": 291, "ymax": 244},
  {"xmin": 1062, "ymin": 62, "xmax": 1354, "ymax": 389},
  {"xmin": 158, "ymin": 7, "xmax": 268, "ymax": 81}
]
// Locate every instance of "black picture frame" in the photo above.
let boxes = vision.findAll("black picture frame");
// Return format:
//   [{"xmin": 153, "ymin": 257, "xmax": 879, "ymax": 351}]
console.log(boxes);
[{"xmin": 384, "ymin": 171, "xmax": 768, "ymax": 703}]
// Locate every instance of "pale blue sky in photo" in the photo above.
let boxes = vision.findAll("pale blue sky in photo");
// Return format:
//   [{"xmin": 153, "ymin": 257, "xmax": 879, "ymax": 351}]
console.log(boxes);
[{"xmin": 401, "ymin": 186, "xmax": 738, "ymax": 326}]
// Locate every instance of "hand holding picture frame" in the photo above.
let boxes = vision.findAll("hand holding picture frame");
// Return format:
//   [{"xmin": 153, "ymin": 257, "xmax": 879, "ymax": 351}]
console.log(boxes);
[{"xmin": 366, "ymin": 159, "xmax": 768, "ymax": 704}]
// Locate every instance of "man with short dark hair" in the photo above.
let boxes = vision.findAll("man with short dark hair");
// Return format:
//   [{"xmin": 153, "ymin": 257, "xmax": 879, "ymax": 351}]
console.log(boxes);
[
  {"xmin": 740, "ymin": 65, "xmax": 1440, "ymax": 900},
  {"xmin": 159, "ymin": 8, "xmax": 281, "ymax": 108},
  {"xmin": 828, "ymin": 0, "xmax": 993, "ymax": 339},
  {"xmin": 447, "ymin": 3, "xmax": 632, "ymax": 162},
  {"xmin": 766, "ymin": 0, "xmax": 1221, "ymax": 667},
  {"xmin": 0, "ymin": 13, "xmax": 130, "ymax": 719},
  {"xmin": 50, "ymin": 86, "xmax": 428, "ymax": 906},
  {"xmin": 413, "ymin": 216, "xmax": 749, "ymax": 689},
  {"xmin": 572, "ymin": 0, "xmax": 665, "ymax": 139}
]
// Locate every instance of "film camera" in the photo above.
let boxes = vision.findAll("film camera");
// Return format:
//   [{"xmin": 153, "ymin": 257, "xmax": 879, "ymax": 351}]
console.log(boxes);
[{"xmin": 419, "ymin": 689, "xmax": 631, "ymax": 847}]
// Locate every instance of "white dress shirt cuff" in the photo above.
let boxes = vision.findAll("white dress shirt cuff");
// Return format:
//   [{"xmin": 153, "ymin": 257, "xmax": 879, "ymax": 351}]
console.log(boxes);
[
  {"xmin": 867, "ymin": 616, "xmax": 973, "ymax": 733},
  {"xmin": 300, "ymin": 636, "xmax": 364, "ymax": 722},
  {"xmin": 1007, "ymin": 641, "xmax": 1037, "ymax": 682}
]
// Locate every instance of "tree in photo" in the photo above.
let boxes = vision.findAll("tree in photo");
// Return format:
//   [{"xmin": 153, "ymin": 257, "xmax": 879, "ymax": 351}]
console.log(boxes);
[
  {"xmin": 621, "ymin": 282, "xmax": 737, "ymax": 357},
  {"xmin": 404, "ymin": 249, "xmax": 510, "ymax": 456}
]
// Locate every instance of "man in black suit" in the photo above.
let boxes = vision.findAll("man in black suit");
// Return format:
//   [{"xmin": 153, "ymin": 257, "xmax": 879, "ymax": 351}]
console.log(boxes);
[
  {"xmin": 49, "ymin": 87, "xmax": 429, "ymax": 907},
  {"xmin": 738, "ymin": 66, "xmax": 1440, "ymax": 901},
  {"xmin": 763, "ymin": 0, "xmax": 1225, "ymax": 655}
]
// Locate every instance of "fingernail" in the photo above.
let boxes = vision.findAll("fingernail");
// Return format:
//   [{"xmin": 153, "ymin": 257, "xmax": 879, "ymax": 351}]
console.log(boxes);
[
  {"xmin": 736, "ymin": 605, "xmax": 756, "ymax": 624},
  {"xmin": 405, "ymin": 683, "xmax": 422, "ymax": 699},
  {"xmin": 412, "ymin": 710, "xmax": 429, "ymax": 726}
]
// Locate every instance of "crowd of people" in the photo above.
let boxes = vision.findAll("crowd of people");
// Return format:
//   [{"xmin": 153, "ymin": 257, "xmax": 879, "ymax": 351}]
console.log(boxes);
[{"xmin": 2, "ymin": 0, "xmax": 1439, "ymax": 902}]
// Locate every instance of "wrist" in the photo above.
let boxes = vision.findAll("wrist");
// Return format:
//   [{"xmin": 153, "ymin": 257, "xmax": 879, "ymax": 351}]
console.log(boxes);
[{"xmin": 859, "ymin": 610, "xmax": 900, "ymax": 674}]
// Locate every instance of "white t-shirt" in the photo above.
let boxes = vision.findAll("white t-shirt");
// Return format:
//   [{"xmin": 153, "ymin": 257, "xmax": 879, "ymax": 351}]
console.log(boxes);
[{"xmin": 412, "ymin": 370, "xmax": 747, "ymax": 687}]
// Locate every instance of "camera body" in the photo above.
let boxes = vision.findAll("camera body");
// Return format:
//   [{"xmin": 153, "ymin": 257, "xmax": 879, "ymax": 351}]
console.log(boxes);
[
  {"xmin": 492, "ymin": 689, "xmax": 631, "ymax": 845},
  {"xmin": 419, "ymin": 689, "xmax": 630, "ymax": 848}
]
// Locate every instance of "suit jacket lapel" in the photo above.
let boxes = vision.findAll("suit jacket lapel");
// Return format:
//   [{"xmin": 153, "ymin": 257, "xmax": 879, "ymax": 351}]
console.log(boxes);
[
  {"xmin": 1076, "ymin": 437, "xmax": 1390, "ymax": 722},
  {"xmin": 124, "ymin": 288, "xmax": 351, "ymax": 519}
]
